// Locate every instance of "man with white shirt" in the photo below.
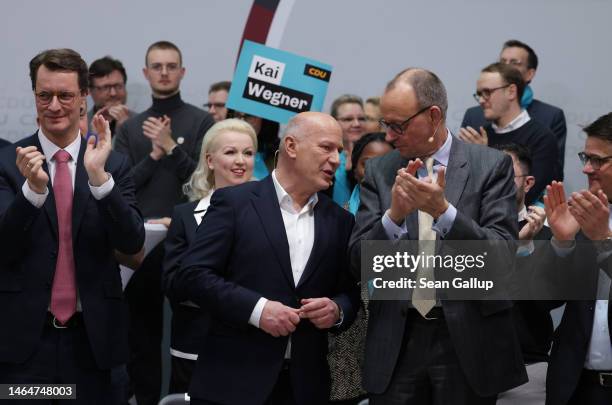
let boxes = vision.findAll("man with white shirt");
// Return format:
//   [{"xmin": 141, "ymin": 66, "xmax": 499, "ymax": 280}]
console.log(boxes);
[
  {"xmin": 171, "ymin": 111, "xmax": 359, "ymax": 405},
  {"xmin": 459, "ymin": 62, "xmax": 561, "ymax": 205},
  {"xmin": 544, "ymin": 112, "xmax": 612, "ymax": 404},
  {"xmin": 0, "ymin": 48, "xmax": 144, "ymax": 404}
]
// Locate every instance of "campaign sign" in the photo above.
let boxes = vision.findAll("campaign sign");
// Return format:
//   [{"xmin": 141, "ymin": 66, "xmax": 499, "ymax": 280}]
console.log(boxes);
[{"xmin": 227, "ymin": 40, "xmax": 333, "ymax": 124}]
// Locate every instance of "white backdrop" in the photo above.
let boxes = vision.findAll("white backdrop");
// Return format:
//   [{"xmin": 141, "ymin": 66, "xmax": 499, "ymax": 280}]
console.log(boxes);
[{"xmin": 2, "ymin": 0, "xmax": 612, "ymax": 193}]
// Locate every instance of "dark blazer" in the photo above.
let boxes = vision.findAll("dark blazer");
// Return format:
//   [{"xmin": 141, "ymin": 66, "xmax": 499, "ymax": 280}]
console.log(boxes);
[
  {"xmin": 170, "ymin": 176, "xmax": 359, "ymax": 405},
  {"xmin": 163, "ymin": 200, "xmax": 210, "ymax": 356},
  {"xmin": 0, "ymin": 138, "xmax": 10, "ymax": 149},
  {"xmin": 545, "ymin": 236, "xmax": 610, "ymax": 405},
  {"xmin": 349, "ymin": 138, "xmax": 527, "ymax": 397},
  {"xmin": 461, "ymin": 99, "xmax": 567, "ymax": 171},
  {"xmin": 0, "ymin": 133, "xmax": 145, "ymax": 370}
]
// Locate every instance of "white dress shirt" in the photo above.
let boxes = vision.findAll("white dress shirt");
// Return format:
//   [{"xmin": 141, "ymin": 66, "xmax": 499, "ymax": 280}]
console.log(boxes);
[
  {"xmin": 22, "ymin": 129, "xmax": 114, "ymax": 207},
  {"xmin": 23, "ymin": 129, "xmax": 114, "ymax": 313},
  {"xmin": 248, "ymin": 171, "xmax": 318, "ymax": 358}
]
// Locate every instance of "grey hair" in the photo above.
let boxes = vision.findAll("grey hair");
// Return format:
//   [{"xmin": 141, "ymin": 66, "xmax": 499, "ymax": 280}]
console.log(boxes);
[{"xmin": 386, "ymin": 68, "xmax": 448, "ymax": 117}]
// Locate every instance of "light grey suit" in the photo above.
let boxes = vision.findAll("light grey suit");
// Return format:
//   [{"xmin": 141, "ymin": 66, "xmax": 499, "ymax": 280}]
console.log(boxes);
[{"xmin": 349, "ymin": 136, "xmax": 527, "ymax": 398}]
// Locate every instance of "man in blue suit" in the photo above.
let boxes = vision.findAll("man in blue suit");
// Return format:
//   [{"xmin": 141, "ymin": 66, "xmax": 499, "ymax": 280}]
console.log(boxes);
[
  {"xmin": 171, "ymin": 112, "xmax": 359, "ymax": 405},
  {"xmin": 461, "ymin": 39, "xmax": 567, "ymax": 173},
  {"xmin": 0, "ymin": 48, "xmax": 144, "ymax": 404}
]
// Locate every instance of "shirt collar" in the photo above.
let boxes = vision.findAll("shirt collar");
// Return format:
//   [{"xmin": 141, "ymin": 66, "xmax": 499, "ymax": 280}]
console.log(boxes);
[
  {"xmin": 430, "ymin": 128, "xmax": 452, "ymax": 166},
  {"xmin": 518, "ymin": 205, "xmax": 528, "ymax": 222},
  {"xmin": 491, "ymin": 110, "xmax": 531, "ymax": 134},
  {"xmin": 271, "ymin": 170, "xmax": 318, "ymax": 214},
  {"xmin": 37, "ymin": 127, "xmax": 81, "ymax": 162},
  {"xmin": 195, "ymin": 192, "xmax": 213, "ymax": 212}
]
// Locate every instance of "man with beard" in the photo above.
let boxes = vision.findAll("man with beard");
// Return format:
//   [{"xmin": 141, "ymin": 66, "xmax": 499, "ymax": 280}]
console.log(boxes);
[{"xmin": 114, "ymin": 40, "xmax": 214, "ymax": 405}]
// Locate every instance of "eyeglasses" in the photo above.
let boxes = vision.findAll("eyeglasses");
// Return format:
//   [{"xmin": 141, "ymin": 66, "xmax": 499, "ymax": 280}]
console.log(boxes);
[
  {"xmin": 337, "ymin": 116, "xmax": 367, "ymax": 124},
  {"xmin": 91, "ymin": 83, "xmax": 125, "ymax": 93},
  {"xmin": 473, "ymin": 85, "xmax": 510, "ymax": 102},
  {"xmin": 148, "ymin": 63, "xmax": 180, "ymax": 73},
  {"xmin": 578, "ymin": 152, "xmax": 612, "ymax": 170},
  {"xmin": 500, "ymin": 58, "xmax": 524, "ymax": 67},
  {"xmin": 35, "ymin": 91, "xmax": 78, "ymax": 106},
  {"xmin": 379, "ymin": 105, "xmax": 432, "ymax": 135},
  {"xmin": 204, "ymin": 102, "xmax": 226, "ymax": 110}
]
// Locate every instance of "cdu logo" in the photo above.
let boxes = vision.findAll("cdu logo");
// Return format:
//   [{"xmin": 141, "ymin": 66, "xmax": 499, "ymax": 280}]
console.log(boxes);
[{"xmin": 304, "ymin": 64, "xmax": 331, "ymax": 82}]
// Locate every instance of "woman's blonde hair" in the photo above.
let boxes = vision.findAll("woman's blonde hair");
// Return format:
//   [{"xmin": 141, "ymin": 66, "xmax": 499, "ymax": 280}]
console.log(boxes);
[{"xmin": 183, "ymin": 118, "xmax": 258, "ymax": 201}]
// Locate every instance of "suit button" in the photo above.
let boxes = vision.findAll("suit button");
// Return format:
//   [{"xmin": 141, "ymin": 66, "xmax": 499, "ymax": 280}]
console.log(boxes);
[
  {"xmin": 401, "ymin": 309, "xmax": 407, "ymax": 317},
  {"xmin": 50, "ymin": 251, "xmax": 57, "ymax": 259},
  {"xmin": 45, "ymin": 280, "xmax": 52, "ymax": 289}
]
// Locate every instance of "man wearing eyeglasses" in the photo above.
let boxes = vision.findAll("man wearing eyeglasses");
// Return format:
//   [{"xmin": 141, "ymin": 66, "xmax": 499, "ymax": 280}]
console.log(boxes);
[
  {"xmin": 205, "ymin": 80, "xmax": 230, "ymax": 122},
  {"xmin": 459, "ymin": 62, "xmax": 560, "ymax": 206},
  {"xmin": 349, "ymin": 68, "xmax": 526, "ymax": 404},
  {"xmin": 461, "ymin": 40, "xmax": 567, "ymax": 173},
  {"xmin": 542, "ymin": 112, "xmax": 612, "ymax": 404},
  {"xmin": 0, "ymin": 48, "xmax": 144, "ymax": 404},
  {"xmin": 114, "ymin": 40, "xmax": 214, "ymax": 405},
  {"xmin": 88, "ymin": 56, "xmax": 133, "ymax": 137}
]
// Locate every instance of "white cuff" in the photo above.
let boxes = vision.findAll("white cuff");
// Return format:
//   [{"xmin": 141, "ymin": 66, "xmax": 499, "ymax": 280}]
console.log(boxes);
[
  {"xmin": 382, "ymin": 210, "xmax": 407, "ymax": 240},
  {"xmin": 22, "ymin": 180, "xmax": 48, "ymax": 208},
  {"xmin": 248, "ymin": 297, "xmax": 268, "ymax": 328},
  {"xmin": 89, "ymin": 173, "xmax": 114, "ymax": 200}
]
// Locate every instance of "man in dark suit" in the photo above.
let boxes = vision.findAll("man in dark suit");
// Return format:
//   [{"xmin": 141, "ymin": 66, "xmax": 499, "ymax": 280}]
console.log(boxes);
[
  {"xmin": 543, "ymin": 112, "xmax": 612, "ymax": 404},
  {"xmin": 0, "ymin": 48, "xmax": 144, "ymax": 404},
  {"xmin": 171, "ymin": 112, "xmax": 359, "ymax": 405},
  {"xmin": 461, "ymin": 39, "xmax": 567, "ymax": 172},
  {"xmin": 350, "ymin": 68, "xmax": 526, "ymax": 404}
]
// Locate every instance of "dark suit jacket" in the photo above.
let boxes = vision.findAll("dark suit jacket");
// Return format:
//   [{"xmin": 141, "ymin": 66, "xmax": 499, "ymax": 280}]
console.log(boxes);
[
  {"xmin": 349, "ymin": 138, "xmax": 527, "ymax": 397},
  {"xmin": 170, "ymin": 176, "xmax": 359, "ymax": 405},
  {"xmin": 0, "ymin": 133, "xmax": 145, "ymax": 370},
  {"xmin": 545, "ymin": 236, "xmax": 611, "ymax": 405},
  {"xmin": 162, "ymin": 200, "xmax": 210, "ymax": 356},
  {"xmin": 0, "ymin": 138, "xmax": 10, "ymax": 149},
  {"xmin": 462, "ymin": 99, "xmax": 567, "ymax": 172}
]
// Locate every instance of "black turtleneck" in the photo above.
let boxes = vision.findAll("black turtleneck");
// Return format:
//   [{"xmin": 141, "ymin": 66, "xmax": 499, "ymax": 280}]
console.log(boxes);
[{"xmin": 114, "ymin": 92, "xmax": 215, "ymax": 217}]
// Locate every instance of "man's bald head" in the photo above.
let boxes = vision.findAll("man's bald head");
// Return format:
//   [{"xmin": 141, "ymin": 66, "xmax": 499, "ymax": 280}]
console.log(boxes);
[
  {"xmin": 385, "ymin": 68, "xmax": 448, "ymax": 118},
  {"xmin": 277, "ymin": 112, "xmax": 343, "ymax": 196}
]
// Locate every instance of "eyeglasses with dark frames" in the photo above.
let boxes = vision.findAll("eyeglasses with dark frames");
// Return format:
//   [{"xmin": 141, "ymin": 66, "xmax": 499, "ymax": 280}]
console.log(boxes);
[
  {"xmin": 379, "ymin": 105, "xmax": 432, "ymax": 135},
  {"xmin": 473, "ymin": 85, "xmax": 510, "ymax": 102},
  {"xmin": 578, "ymin": 152, "xmax": 612, "ymax": 170},
  {"xmin": 35, "ymin": 91, "xmax": 78, "ymax": 106}
]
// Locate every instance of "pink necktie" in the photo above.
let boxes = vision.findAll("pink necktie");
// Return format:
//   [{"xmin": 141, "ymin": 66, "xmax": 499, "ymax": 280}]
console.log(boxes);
[{"xmin": 50, "ymin": 149, "xmax": 76, "ymax": 324}]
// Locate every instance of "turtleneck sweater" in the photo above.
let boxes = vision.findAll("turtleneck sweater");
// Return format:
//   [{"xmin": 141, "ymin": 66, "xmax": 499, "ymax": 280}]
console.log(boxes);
[{"xmin": 114, "ymin": 92, "xmax": 214, "ymax": 217}]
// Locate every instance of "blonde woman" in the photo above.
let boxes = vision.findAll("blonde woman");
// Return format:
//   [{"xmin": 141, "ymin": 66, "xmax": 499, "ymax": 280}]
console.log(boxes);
[{"xmin": 162, "ymin": 119, "xmax": 257, "ymax": 393}]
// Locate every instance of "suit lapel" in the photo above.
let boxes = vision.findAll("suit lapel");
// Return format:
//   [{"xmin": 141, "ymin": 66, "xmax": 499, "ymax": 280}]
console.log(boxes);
[
  {"xmin": 28, "ymin": 133, "xmax": 59, "ymax": 239},
  {"xmin": 444, "ymin": 138, "xmax": 469, "ymax": 208},
  {"xmin": 296, "ymin": 198, "xmax": 327, "ymax": 288},
  {"xmin": 251, "ymin": 177, "xmax": 295, "ymax": 288},
  {"xmin": 71, "ymin": 138, "xmax": 91, "ymax": 240}
]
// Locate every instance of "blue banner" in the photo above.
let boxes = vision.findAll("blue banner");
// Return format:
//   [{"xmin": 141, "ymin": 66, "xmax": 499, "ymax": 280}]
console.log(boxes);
[{"xmin": 227, "ymin": 40, "xmax": 332, "ymax": 124}]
